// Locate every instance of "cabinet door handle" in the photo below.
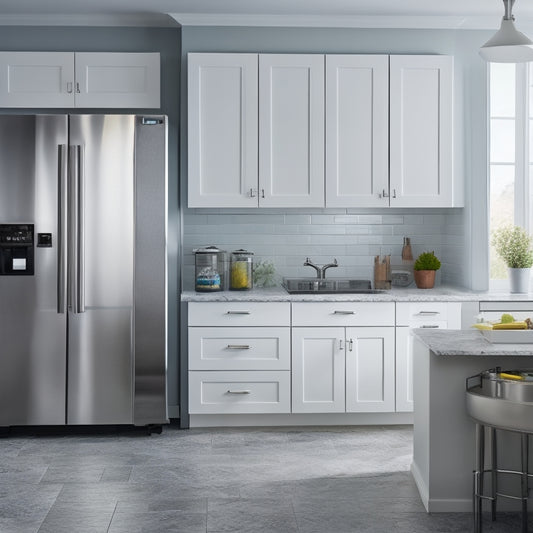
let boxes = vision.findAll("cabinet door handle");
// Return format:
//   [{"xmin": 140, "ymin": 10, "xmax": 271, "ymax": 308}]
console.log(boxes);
[
  {"xmin": 227, "ymin": 311, "xmax": 251, "ymax": 315},
  {"xmin": 227, "ymin": 389, "xmax": 251, "ymax": 395},
  {"xmin": 349, "ymin": 339, "xmax": 353, "ymax": 351},
  {"xmin": 334, "ymin": 310, "xmax": 355, "ymax": 315},
  {"xmin": 415, "ymin": 311, "xmax": 440, "ymax": 316},
  {"xmin": 339, "ymin": 339, "xmax": 344, "ymax": 350},
  {"xmin": 76, "ymin": 82, "xmax": 81, "ymax": 93},
  {"xmin": 226, "ymin": 344, "xmax": 251, "ymax": 350},
  {"xmin": 67, "ymin": 82, "xmax": 73, "ymax": 94},
  {"xmin": 392, "ymin": 189, "xmax": 397, "ymax": 199},
  {"xmin": 249, "ymin": 188, "xmax": 256, "ymax": 198},
  {"xmin": 261, "ymin": 189, "xmax": 265, "ymax": 198},
  {"xmin": 421, "ymin": 325, "xmax": 440, "ymax": 328}
]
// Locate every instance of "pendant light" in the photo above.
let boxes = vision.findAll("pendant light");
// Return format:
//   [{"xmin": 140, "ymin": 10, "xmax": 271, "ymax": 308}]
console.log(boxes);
[{"xmin": 480, "ymin": 0, "xmax": 533, "ymax": 62}]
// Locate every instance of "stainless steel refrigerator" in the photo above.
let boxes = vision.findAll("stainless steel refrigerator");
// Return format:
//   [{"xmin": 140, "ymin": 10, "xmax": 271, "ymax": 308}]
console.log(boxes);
[{"xmin": 0, "ymin": 114, "xmax": 168, "ymax": 427}]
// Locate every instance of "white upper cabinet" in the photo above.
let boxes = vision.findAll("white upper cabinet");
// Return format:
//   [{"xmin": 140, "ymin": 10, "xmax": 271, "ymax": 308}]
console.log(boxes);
[
  {"xmin": 0, "ymin": 52, "xmax": 160, "ymax": 109},
  {"xmin": 74, "ymin": 53, "xmax": 160, "ymax": 109},
  {"xmin": 325, "ymin": 55, "xmax": 389, "ymax": 208},
  {"xmin": 188, "ymin": 53, "xmax": 258, "ymax": 208},
  {"xmin": 389, "ymin": 55, "xmax": 456, "ymax": 207},
  {"xmin": 187, "ymin": 52, "xmax": 459, "ymax": 209},
  {"xmin": 0, "ymin": 52, "xmax": 75, "ymax": 107},
  {"xmin": 259, "ymin": 54, "xmax": 325, "ymax": 207},
  {"xmin": 187, "ymin": 53, "xmax": 324, "ymax": 208}
]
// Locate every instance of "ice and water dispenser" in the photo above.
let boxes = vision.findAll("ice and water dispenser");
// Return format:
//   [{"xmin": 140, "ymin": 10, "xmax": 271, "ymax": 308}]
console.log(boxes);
[{"xmin": 0, "ymin": 224, "xmax": 35, "ymax": 275}]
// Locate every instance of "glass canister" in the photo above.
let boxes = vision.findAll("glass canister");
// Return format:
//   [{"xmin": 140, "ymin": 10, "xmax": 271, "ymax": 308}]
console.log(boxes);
[
  {"xmin": 194, "ymin": 246, "xmax": 226, "ymax": 292},
  {"xmin": 230, "ymin": 249, "xmax": 253, "ymax": 290}
]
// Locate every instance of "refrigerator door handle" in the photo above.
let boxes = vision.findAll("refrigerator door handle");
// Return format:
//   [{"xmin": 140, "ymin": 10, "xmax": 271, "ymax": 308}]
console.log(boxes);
[
  {"xmin": 69, "ymin": 144, "xmax": 85, "ymax": 314},
  {"xmin": 57, "ymin": 144, "xmax": 68, "ymax": 314},
  {"xmin": 77, "ymin": 144, "xmax": 85, "ymax": 314}
]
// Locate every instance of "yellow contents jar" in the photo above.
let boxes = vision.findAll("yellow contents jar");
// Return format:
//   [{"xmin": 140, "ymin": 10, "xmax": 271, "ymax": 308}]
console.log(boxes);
[{"xmin": 229, "ymin": 249, "xmax": 253, "ymax": 290}]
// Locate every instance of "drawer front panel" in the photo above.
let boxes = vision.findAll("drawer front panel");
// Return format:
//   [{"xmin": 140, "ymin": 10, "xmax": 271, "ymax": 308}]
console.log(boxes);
[
  {"xmin": 292, "ymin": 302, "xmax": 395, "ymax": 326},
  {"xmin": 189, "ymin": 327, "xmax": 290, "ymax": 370},
  {"xmin": 189, "ymin": 371, "xmax": 290, "ymax": 414},
  {"xmin": 396, "ymin": 302, "xmax": 449, "ymax": 326},
  {"xmin": 189, "ymin": 302, "xmax": 290, "ymax": 326}
]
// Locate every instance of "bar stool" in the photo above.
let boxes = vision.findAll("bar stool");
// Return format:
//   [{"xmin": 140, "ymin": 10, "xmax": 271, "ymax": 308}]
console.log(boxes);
[{"xmin": 466, "ymin": 369, "xmax": 533, "ymax": 533}]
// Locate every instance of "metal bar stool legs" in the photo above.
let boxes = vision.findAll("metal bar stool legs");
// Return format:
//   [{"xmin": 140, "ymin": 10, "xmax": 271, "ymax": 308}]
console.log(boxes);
[
  {"xmin": 473, "ymin": 425, "xmax": 530, "ymax": 533},
  {"xmin": 474, "ymin": 423, "xmax": 485, "ymax": 533}
]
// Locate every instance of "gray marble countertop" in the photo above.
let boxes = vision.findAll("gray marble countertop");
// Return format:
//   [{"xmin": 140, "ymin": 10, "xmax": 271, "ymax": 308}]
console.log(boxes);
[
  {"xmin": 180, "ymin": 285, "xmax": 533, "ymax": 303},
  {"xmin": 413, "ymin": 328, "xmax": 533, "ymax": 356}
]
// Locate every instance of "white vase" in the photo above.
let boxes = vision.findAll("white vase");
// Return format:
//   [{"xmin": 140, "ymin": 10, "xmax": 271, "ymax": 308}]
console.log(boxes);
[{"xmin": 509, "ymin": 267, "xmax": 531, "ymax": 293}]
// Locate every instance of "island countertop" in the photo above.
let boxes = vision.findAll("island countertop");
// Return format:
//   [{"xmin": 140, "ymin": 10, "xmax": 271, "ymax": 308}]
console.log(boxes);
[{"xmin": 412, "ymin": 328, "xmax": 533, "ymax": 356}]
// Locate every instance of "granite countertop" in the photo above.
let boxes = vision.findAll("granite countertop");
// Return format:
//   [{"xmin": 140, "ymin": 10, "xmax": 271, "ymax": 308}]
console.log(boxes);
[
  {"xmin": 180, "ymin": 285, "xmax": 533, "ymax": 303},
  {"xmin": 413, "ymin": 328, "xmax": 533, "ymax": 356}
]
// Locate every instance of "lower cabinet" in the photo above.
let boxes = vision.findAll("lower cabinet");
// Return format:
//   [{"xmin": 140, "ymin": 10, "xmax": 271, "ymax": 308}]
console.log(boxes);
[{"xmin": 292, "ymin": 326, "xmax": 395, "ymax": 413}]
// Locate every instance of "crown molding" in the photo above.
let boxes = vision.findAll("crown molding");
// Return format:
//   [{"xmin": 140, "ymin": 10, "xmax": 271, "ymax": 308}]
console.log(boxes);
[
  {"xmin": 0, "ymin": 13, "xmax": 179, "ymax": 27},
  {"xmin": 168, "ymin": 12, "xmax": 532, "ymax": 30}
]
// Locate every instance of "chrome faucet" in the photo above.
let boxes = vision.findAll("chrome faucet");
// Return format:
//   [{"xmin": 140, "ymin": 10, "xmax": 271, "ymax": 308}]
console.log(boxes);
[{"xmin": 303, "ymin": 257, "xmax": 338, "ymax": 279}]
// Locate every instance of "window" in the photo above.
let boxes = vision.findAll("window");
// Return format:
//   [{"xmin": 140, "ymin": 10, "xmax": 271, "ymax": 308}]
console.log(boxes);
[{"xmin": 489, "ymin": 62, "xmax": 532, "ymax": 286}]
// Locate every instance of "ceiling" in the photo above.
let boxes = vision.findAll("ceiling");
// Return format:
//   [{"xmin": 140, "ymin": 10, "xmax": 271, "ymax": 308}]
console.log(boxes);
[{"xmin": 0, "ymin": 0, "xmax": 532, "ymax": 29}]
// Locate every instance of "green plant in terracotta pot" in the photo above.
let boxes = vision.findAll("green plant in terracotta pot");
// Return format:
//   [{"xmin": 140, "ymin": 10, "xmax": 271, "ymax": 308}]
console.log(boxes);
[{"xmin": 413, "ymin": 251, "xmax": 441, "ymax": 289}]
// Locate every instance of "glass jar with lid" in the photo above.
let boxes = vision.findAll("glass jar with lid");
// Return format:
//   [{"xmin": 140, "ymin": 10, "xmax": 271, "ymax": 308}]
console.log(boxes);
[
  {"xmin": 194, "ymin": 246, "xmax": 226, "ymax": 292},
  {"xmin": 230, "ymin": 249, "xmax": 253, "ymax": 290}
]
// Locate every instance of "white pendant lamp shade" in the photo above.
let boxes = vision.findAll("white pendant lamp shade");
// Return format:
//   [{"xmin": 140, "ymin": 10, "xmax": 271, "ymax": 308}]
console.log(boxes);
[{"xmin": 480, "ymin": 0, "xmax": 533, "ymax": 62}]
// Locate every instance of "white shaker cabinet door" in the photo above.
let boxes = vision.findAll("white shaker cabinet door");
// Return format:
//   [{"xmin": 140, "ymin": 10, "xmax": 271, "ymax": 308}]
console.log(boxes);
[
  {"xmin": 188, "ymin": 53, "xmax": 258, "ymax": 207},
  {"xmin": 345, "ymin": 327, "xmax": 395, "ymax": 413},
  {"xmin": 292, "ymin": 327, "xmax": 345, "ymax": 413},
  {"xmin": 389, "ymin": 55, "xmax": 456, "ymax": 207},
  {"xmin": 0, "ymin": 52, "xmax": 75, "ymax": 107},
  {"xmin": 325, "ymin": 55, "xmax": 389, "ymax": 207},
  {"xmin": 259, "ymin": 54, "xmax": 325, "ymax": 207},
  {"xmin": 74, "ymin": 52, "xmax": 160, "ymax": 108}
]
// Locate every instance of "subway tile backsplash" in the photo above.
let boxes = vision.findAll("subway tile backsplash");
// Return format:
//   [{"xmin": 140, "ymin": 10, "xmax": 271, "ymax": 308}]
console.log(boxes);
[{"xmin": 182, "ymin": 208, "xmax": 466, "ymax": 290}]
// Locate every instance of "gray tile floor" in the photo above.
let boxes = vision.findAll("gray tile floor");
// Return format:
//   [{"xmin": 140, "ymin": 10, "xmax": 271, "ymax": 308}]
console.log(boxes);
[{"xmin": 0, "ymin": 424, "xmax": 526, "ymax": 532}]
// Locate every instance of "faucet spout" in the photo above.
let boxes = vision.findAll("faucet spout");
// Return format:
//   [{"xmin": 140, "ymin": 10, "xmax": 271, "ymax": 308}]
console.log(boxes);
[{"xmin": 303, "ymin": 257, "xmax": 338, "ymax": 279}]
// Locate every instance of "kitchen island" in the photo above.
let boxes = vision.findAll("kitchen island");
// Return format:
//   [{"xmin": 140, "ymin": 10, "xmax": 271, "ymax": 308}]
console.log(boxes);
[{"xmin": 412, "ymin": 329, "xmax": 533, "ymax": 513}]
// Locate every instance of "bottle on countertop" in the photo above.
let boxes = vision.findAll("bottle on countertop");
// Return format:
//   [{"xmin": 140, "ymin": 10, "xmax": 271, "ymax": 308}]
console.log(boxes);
[{"xmin": 401, "ymin": 237, "xmax": 413, "ymax": 262}]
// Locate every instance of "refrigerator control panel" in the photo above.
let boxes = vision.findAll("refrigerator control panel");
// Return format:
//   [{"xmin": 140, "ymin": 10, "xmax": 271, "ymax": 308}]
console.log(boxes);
[{"xmin": 0, "ymin": 224, "xmax": 34, "ymax": 275}]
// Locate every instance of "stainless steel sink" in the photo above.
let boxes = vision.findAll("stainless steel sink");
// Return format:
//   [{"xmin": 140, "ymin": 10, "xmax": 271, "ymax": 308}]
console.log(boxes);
[{"xmin": 282, "ymin": 277, "xmax": 387, "ymax": 294}]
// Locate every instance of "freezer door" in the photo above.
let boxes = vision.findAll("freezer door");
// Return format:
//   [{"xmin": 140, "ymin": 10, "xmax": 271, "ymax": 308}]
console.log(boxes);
[
  {"xmin": 0, "ymin": 115, "xmax": 68, "ymax": 426},
  {"xmin": 67, "ymin": 115, "xmax": 134, "ymax": 425}
]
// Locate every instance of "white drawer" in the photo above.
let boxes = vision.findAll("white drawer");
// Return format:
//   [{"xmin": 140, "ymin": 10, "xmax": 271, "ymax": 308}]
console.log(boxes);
[
  {"xmin": 188, "ymin": 302, "xmax": 290, "ymax": 327},
  {"xmin": 189, "ymin": 327, "xmax": 290, "ymax": 370},
  {"xmin": 292, "ymin": 302, "xmax": 395, "ymax": 327},
  {"xmin": 396, "ymin": 302, "xmax": 448, "ymax": 326},
  {"xmin": 189, "ymin": 371, "xmax": 290, "ymax": 414}
]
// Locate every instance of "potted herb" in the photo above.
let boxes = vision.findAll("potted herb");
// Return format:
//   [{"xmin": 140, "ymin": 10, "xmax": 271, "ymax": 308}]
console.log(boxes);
[
  {"xmin": 413, "ymin": 251, "xmax": 441, "ymax": 289},
  {"xmin": 492, "ymin": 225, "xmax": 533, "ymax": 293}
]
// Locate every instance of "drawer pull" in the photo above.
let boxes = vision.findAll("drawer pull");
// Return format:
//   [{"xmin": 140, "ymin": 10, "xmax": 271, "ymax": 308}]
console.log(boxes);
[
  {"xmin": 421, "ymin": 325, "xmax": 440, "ymax": 328},
  {"xmin": 226, "ymin": 344, "xmax": 251, "ymax": 350},
  {"xmin": 227, "ymin": 389, "xmax": 251, "ymax": 394},
  {"xmin": 415, "ymin": 311, "xmax": 440, "ymax": 316},
  {"xmin": 227, "ymin": 311, "xmax": 251, "ymax": 315},
  {"xmin": 334, "ymin": 310, "xmax": 355, "ymax": 315}
]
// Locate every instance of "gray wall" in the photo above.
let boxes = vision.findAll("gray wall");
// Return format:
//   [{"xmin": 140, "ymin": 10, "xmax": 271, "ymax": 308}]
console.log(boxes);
[
  {"xmin": 0, "ymin": 26, "xmax": 181, "ymax": 418},
  {"xmin": 180, "ymin": 26, "xmax": 493, "ymax": 291}
]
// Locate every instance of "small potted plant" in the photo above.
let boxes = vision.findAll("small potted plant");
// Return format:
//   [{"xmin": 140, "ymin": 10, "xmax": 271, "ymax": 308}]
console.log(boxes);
[
  {"xmin": 492, "ymin": 225, "xmax": 533, "ymax": 293},
  {"xmin": 413, "ymin": 251, "xmax": 441, "ymax": 289}
]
